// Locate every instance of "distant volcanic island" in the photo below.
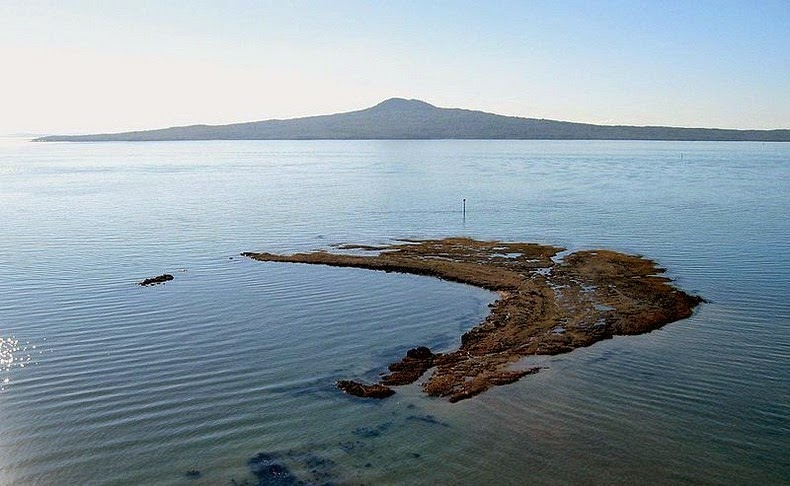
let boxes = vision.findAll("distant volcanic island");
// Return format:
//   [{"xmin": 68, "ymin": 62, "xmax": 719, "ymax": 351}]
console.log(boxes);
[
  {"xmin": 243, "ymin": 238, "xmax": 703, "ymax": 402},
  {"xmin": 34, "ymin": 98, "xmax": 790, "ymax": 142}
]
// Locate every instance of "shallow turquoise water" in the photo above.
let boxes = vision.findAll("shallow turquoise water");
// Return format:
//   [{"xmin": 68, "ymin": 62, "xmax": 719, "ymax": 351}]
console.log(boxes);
[{"xmin": 0, "ymin": 139, "xmax": 788, "ymax": 484}]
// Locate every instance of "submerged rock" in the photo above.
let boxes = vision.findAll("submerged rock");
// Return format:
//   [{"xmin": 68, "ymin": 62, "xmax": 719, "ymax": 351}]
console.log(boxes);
[
  {"xmin": 352, "ymin": 421, "xmax": 393, "ymax": 438},
  {"xmin": 244, "ymin": 237, "xmax": 704, "ymax": 402},
  {"xmin": 184, "ymin": 469, "xmax": 201, "ymax": 480},
  {"xmin": 247, "ymin": 453, "xmax": 297, "ymax": 485}
]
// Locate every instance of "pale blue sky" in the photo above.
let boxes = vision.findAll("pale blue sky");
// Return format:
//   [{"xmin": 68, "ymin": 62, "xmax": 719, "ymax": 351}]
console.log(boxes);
[{"xmin": 1, "ymin": 1, "xmax": 788, "ymax": 133}]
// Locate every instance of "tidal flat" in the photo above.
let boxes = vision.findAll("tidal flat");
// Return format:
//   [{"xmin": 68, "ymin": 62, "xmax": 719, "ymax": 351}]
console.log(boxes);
[{"xmin": 244, "ymin": 237, "xmax": 703, "ymax": 402}]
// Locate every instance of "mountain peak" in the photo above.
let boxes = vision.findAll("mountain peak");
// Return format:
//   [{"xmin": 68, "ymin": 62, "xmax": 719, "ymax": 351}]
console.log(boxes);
[{"xmin": 369, "ymin": 98, "xmax": 437, "ymax": 112}]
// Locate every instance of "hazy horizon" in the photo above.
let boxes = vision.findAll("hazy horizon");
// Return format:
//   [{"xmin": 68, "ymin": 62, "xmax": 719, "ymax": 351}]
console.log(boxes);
[{"xmin": 2, "ymin": 1, "xmax": 789, "ymax": 134}]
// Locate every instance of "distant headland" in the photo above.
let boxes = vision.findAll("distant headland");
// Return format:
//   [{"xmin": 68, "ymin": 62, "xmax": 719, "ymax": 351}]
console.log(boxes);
[
  {"xmin": 34, "ymin": 98, "xmax": 790, "ymax": 142},
  {"xmin": 243, "ymin": 238, "xmax": 704, "ymax": 402}
]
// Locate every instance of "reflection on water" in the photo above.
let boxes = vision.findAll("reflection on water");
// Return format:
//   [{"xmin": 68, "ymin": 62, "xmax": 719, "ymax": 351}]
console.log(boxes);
[
  {"xmin": 0, "ymin": 138, "xmax": 788, "ymax": 484},
  {"xmin": 0, "ymin": 336, "xmax": 37, "ymax": 390}
]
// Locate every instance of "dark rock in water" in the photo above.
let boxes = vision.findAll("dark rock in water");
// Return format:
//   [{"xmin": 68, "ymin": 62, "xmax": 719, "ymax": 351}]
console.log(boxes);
[
  {"xmin": 336, "ymin": 380, "xmax": 394, "ymax": 398},
  {"xmin": 138, "ymin": 273, "xmax": 174, "ymax": 286},
  {"xmin": 247, "ymin": 452, "xmax": 297, "ymax": 485},
  {"xmin": 381, "ymin": 346, "xmax": 436, "ymax": 386},
  {"xmin": 184, "ymin": 469, "xmax": 201, "ymax": 479},
  {"xmin": 406, "ymin": 346, "xmax": 433, "ymax": 360}
]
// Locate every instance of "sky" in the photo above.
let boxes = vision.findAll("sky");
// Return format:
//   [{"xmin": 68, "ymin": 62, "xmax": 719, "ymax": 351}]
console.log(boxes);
[{"xmin": 1, "ymin": 0, "xmax": 789, "ymax": 134}]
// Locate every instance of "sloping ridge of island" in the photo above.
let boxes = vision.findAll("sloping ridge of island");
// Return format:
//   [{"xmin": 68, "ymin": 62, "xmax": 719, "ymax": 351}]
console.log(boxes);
[
  {"xmin": 34, "ymin": 98, "xmax": 790, "ymax": 142},
  {"xmin": 242, "ymin": 238, "xmax": 704, "ymax": 402}
]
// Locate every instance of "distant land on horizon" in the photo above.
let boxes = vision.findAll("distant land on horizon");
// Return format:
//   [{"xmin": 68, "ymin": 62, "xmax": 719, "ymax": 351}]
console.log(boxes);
[{"xmin": 34, "ymin": 98, "xmax": 790, "ymax": 142}]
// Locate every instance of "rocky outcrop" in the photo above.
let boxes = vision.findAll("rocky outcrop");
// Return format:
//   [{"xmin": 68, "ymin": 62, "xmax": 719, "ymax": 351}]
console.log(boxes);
[
  {"xmin": 138, "ymin": 274, "xmax": 174, "ymax": 286},
  {"xmin": 336, "ymin": 380, "xmax": 395, "ymax": 399},
  {"xmin": 244, "ymin": 238, "xmax": 704, "ymax": 402},
  {"xmin": 381, "ymin": 346, "xmax": 436, "ymax": 386}
]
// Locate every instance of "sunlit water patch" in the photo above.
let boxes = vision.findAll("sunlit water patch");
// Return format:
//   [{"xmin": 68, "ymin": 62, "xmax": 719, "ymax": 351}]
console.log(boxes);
[{"xmin": 0, "ymin": 336, "xmax": 40, "ymax": 391}]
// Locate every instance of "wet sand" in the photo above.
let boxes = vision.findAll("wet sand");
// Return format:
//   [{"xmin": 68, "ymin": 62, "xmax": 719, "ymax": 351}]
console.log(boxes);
[{"xmin": 243, "ymin": 238, "xmax": 703, "ymax": 402}]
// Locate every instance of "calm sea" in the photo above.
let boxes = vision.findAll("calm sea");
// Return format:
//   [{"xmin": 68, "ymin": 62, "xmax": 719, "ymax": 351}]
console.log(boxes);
[{"xmin": 0, "ymin": 138, "xmax": 788, "ymax": 485}]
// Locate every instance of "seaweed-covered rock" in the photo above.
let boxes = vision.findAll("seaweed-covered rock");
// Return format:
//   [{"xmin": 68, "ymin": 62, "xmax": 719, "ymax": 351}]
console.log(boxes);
[
  {"xmin": 381, "ymin": 346, "xmax": 436, "ymax": 386},
  {"xmin": 336, "ymin": 380, "xmax": 394, "ymax": 398}
]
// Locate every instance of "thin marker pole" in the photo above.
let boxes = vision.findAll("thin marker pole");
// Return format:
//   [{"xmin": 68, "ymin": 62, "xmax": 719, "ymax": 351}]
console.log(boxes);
[{"xmin": 462, "ymin": 198, "xmax": 466, "ymax": 218}]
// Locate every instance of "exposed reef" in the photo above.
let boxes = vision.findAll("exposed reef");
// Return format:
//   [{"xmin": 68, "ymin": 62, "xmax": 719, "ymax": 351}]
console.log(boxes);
[
  {"xmin": 242, "ymin": 238, "xmax": 703, "ymax": 402},
  {"xmin": 336, "ymin": 380, "xmax": 395, "ymax": 399},
  {"xmin": 381, "ymin": 346, "xmax": 436, "ymax": 386},
  {"xmin": 138, "ymin": 273, "xmax": 174, "ymax": 286}
]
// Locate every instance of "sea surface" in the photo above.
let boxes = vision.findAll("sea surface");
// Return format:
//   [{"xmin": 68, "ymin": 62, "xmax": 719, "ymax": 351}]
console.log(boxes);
[{"xmin": 0, "ymin": 138, "xmax": 788, "ymax": 485}]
